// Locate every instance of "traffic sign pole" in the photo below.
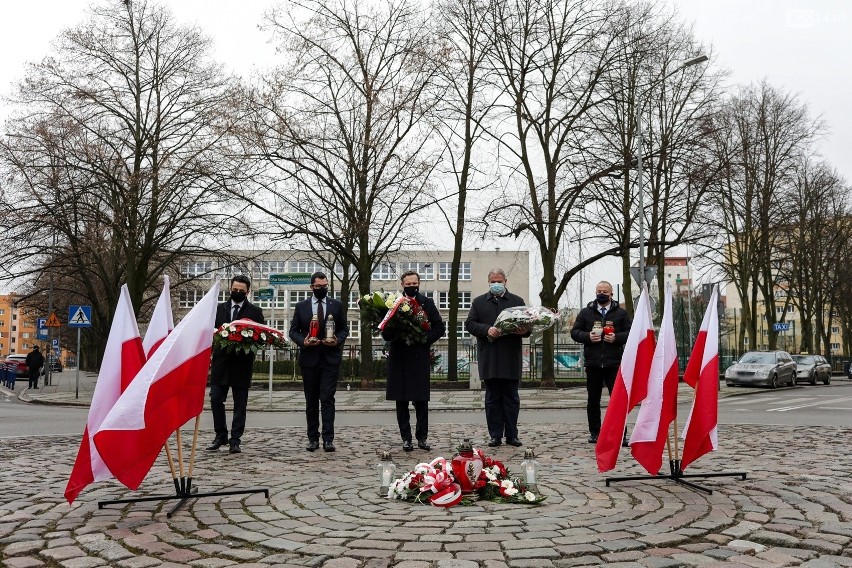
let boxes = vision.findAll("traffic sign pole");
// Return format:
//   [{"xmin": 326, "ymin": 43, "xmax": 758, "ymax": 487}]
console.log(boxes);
[{"xmin": 76, "ymin": 328, "xmax": 81, "ymax": 399}]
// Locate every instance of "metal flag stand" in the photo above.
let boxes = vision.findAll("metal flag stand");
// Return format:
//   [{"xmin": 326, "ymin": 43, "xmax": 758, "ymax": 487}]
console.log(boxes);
[
  {"xmin": 98, "ymin": 415, "xmax": 269, "ymax": 517},
  {"xmin": 604, "ymin": 417, "xmax": 747, "ymax": 495}
]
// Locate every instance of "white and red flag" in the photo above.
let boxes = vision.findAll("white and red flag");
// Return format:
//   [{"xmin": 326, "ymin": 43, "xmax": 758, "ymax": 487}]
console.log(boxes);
[
  {"xmin": 680, "ymin": 284, "xmax": 720, "ymax": 470},
  {"xmin": 93, "ymin": 280, "xmax": 220, "ymax": 490},
  {"xmin": 65, "ymin": 285, "xmax": 146, "ymax": 504},
  {"xmin": 630, "ymin": 283, "xmax": 678, "ymax": 475},
  {"xmin": 596, "ymin": 284, "xmax": 656, "ymax": 473},
  {"xmin": 142, "ymin": 276, "xmax": 174, "ymax": 359}
]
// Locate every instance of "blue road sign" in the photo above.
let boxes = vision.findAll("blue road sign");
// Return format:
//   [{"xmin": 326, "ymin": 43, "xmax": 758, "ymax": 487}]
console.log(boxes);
[
  {"xmin": 773, "ymin": 322, "xmax": 790, "ymax": 332},
  {"xmin": 68, "ymin": 305, "xmax": 93, "ymax": 328},
  {"xmin": 36, "ymin": 318, "xmax": 48, "ymax": 339}
]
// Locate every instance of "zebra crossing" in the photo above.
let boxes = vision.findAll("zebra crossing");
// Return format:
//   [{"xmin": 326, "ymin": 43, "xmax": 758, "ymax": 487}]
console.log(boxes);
[{"xmin": 719, "ymin": 391, "xmax": 852, "ymax": 412}]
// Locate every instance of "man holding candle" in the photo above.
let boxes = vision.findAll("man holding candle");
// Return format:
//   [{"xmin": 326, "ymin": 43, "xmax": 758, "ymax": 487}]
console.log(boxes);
[
  {"xmin": 289, "ymin": 271, "xmax": 349, "ymax": 452},
  {"xmin": 570, "ymin": 281, "xmax": 632, "ymax": 445}
]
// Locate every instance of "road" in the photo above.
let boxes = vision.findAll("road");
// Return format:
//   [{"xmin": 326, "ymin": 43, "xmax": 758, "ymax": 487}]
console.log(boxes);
[{"xmin": 3, "ymin": 382, "xmax": 851, "ymax": 437}]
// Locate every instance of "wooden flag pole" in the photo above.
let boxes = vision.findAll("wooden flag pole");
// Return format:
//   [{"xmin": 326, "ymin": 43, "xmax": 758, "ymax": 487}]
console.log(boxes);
[
  {"xmin": 163, "ymin": 437, "xmax": 181, "ymax": 494},
  {"xmin": 673, "ymin": 415, "xmax": 680, "ymax": 462},
  {"xmin": 187, "ymin": 415, "xmax": 201, "ymax": 480},
  {"xmin": 176, "ymin": 428, "xmax": 185, "ymax": 480}
]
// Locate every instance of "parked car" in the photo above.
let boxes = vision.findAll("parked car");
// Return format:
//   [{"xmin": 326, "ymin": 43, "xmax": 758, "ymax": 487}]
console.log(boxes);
[
  {"xmin": 725, "ymin": 350, "xmax": 797, "ymax": 388},
  {"xmin": 2, "ymin": 353, "xmax": 30, "ymax": 378},
  {"xmin": 791, "ymin": 354, "xmax": 831, "ymax": 385},
  {"xmin": 46, "ymin": 355, "xmax": 63, "ymax": 373}
]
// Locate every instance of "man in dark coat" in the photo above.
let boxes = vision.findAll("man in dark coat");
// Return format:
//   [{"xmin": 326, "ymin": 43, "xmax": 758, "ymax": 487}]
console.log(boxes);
[
  {"xmin": 206, "ymin": 275, "xmax": 265, "ymax": 454},
  {"xmin": 382, "ymin": 270, "xmax": 445, "ymax": 452},
  {"xmin": 570, "ymin": 280, "xmax": 632, "ymax": 444},
  {"xmin": 25, "ymin": 345, "xmax": 44, "ymax": 389},
  {"xmin": 465, "ymin": 268, "xmax": 530, "ymax": 448},
  {"xmin": 289, "ymin": 271, "xmax": 349, "ymax": 452}
]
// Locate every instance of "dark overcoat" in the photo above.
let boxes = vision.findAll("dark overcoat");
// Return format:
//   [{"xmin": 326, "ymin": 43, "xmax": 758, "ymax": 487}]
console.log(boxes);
[
  {"xmin": 569, "ymin": 299, "xmax": 632, "ymax": 368},
  {"xmin": 465, "ymin": 290, "xmax": 529, "ymax": 381},
  {"xmin": 383, "ymin": 293, "xmax": 445, "ymax": 402},
  {"xmin": 210, "ymin": 300, "xmax": 265, "ymax": 388}
]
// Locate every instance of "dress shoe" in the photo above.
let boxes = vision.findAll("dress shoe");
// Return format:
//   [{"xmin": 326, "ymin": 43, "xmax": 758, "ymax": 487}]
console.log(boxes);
[
  {"xmin": 206, "ymin": 437, "xmax": 228, "ymax": 451},
  {"xmin": 487, "ymin": 437, "xmax": 502, "ymax": 447},
  {"xmin": 506, "ymin": 437, "xmax": 523, "ymax": 447},
  {"xmin": 323, "ymin": 440, "xmax": 336, "ymax": 452},
  {"xmin": 306, "ymin": 440, "xmax": 320, "ymax": 452},
  {"xmin": 588, "ymin": 434, "xmax": 598, "ymax": 444},
  {"xmin": 229, "ymin": 442, "xmax": 241, "ymax": 454},
  {"xmin": 622, "ymin": 437, "xmax": 630, "ymax": 448},
  {"xmin": 417, "ymin": 439, "xmax": 430, "ymax": 451},
  {"xmin": 402, "ymin": 439, "xmax": 414, "ymax": 452}
]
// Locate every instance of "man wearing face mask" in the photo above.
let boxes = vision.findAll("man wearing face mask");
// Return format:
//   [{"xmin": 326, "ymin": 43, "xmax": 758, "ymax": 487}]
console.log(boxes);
[
  {"xmin": 570, "ymin": 281, "xmax": 632, "ymax": 445},
  {"xmin": 289, "ymin": 271, "xmax": 349, "ymax": 452},
  {"xmin": 207, "ymin": 275, "xmax": 266, "ymax": 454},
  {"xmin": 466, "ymin": 268, "xmax": 530, "ymax": 448},
  {"xmin": 383, "ymin": 270, "xmax": 445, "ymax": 452}
]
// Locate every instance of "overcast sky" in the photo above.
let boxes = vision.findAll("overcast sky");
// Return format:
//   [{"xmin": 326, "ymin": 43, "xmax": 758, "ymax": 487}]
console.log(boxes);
[{"xmin": 1, "ymin": 0, "xmax": 848, "ymax": 303}]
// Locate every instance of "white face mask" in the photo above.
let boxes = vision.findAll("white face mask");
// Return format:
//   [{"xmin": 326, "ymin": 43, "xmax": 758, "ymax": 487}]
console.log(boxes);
[{"xmin": 489, "ymin": 282, "xmax": 505, "ymax": 295}]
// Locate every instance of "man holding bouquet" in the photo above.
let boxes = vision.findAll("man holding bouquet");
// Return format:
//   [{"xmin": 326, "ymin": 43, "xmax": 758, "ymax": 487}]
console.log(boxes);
[
  {"xmin": 289, "ymin": 271, "xmax": 349, "ymax": 452},
  {"xmin": 207, "ymin": 275, "xmax": 265, "ymax": 455},
  {"xmin": 465, "ymin": 268, "xmax": 530, "ymax": 448},
  {"xmin": 383, "ymin": 270, "xmax": 445, "ymax": 452}
]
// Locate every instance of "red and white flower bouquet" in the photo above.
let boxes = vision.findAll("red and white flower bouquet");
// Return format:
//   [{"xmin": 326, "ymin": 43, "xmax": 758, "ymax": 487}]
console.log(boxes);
[{"xmin": 212, "ymin": 318, "xmax": 288, "ymax": 355}]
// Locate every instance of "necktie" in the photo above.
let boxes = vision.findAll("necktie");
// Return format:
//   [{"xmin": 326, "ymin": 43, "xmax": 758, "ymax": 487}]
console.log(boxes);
[
  {"xmin": 317, "ymin": 300, "xmax": 325, "ymax": 339},
  {"xmin": 232, "ymin": 303, "xmax": 240, "ymax": 322},
  {"xmin": 600, "ymin": 307, "xmax": 607, "ymax": 319}
]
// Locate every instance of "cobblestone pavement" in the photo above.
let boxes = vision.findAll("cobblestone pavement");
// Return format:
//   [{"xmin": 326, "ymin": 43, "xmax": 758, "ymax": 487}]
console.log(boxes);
[{"xmin": 3, "ymin": 421, "xmax": 852, "ymax": 568}]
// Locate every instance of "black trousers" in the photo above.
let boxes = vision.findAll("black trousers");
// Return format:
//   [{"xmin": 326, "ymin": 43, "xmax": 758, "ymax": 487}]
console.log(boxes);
[
  {"xmin": 586, "ymin": 366, "xmax": 618, "ymax": 435},
  {"xmin": 28, "ymin": 370, "xmax": 39, "ymax": 389},
  {"xmin": 302, "ymin": 362, "xmax": 338, "ymax": 442},
  {"xmin": 210, "ymin": 384, "xmax": 249, "ymax": 444},
  {"xmin": 484, "ymin": 379, "xmax": 520, "ymax": 440},
  {"xmin": 396, "ymin": 400, "xmax": 428, "ymax": 442}
]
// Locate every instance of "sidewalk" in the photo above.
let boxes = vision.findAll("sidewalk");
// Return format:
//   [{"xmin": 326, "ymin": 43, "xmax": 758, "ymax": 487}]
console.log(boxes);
[{"xmin": 5, "ymin": 367, "xmax": 837, "ymax": 411}]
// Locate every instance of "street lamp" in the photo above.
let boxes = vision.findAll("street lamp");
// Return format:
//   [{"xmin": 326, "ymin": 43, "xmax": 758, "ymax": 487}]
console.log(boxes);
[{"xmin": 635, "ymin": 55, "xmax": 708, "ymax": 287}]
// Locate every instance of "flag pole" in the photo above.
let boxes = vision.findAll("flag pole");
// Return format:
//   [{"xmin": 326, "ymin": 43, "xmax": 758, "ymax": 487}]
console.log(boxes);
[
  {"xmin": 185, "ymin": 415, "xmax": 201, "ymax": 495},
  {"xmin": 163, "ymin": 438, "xmax": 181, "ymax": 495}
]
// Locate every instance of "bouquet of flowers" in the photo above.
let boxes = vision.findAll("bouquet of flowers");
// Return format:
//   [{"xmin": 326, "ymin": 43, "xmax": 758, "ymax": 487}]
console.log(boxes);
[
  {"xmin": 212, "ymin": 318, "xmax": 288, "ymax": 355},
  {"xmin": 493, "ymin": 305, "xmax": 560, "ymax": 337},
  {"xmin": 358, "ymin": 291, "xmax": 430, "ymax": 346},
  {"xmin": 388, "ymin": 447, "xmax": 545, "ymax": 508}
]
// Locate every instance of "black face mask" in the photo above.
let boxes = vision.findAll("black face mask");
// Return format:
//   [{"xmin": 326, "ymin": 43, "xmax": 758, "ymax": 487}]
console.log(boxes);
[
  {"xmin": 596, "ymin": 293, "xmax": 611, "ymax": 305},
  {"xmin": 230, "ymin": 290, "xmax": 247, "ymax": 303},
  {"xmin": 403, "ymin": 286, "xmax": 419, "ymax": 297},
  {"xmin": 313, "ymin": 287, "xmax": 328, "ymax": 300}
]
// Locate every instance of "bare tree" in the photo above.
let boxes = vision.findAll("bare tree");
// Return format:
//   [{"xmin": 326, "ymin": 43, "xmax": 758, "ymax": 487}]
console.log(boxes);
[
  {"xmin": 431, "ymin": 0, "xmax": 496, "ymax": 380},
  {"xmin": 242, "ymin": 0, "xmax": 446, "ymax": 386},
  {"xmin": 0, "ymin": 0, "xmax": 244, "ymax": 365}
]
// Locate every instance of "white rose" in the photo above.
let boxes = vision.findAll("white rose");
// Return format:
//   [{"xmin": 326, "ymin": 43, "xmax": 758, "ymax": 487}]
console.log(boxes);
[
  {"xmin": 219, "ymin": 330, "xmax": 229, "ymax": 337},
  {"xmin": 260, "ymin": 332, "xmax": 267, "ymax": 341},
  {"xmin": 241, "ymin": 329, "xmax": 253, "ymax": 337},
  {"xmin": 525, "ymin": 491, "xmax": 536, "ymax": 501}
]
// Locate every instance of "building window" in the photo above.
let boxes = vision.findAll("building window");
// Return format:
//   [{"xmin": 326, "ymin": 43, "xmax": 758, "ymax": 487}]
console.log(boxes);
[
  {"xmin": 0, "ymin": 309, "xmax": 4, "ymax": 315},
  {"xmin": 743, "ymin": 337, "xmax": 749, "ymax": 345},
  {"xmin": 179, "ymin": 290, "xmax": 205, "ymax": 308},
  {"xmin": 252, "ymin": 290, "xmax": 287, "ymax": 310},
  {"xmin": 456, "ymin": 321, "xmax": 470, "ymax": 339},
  {"xmin": 439, "ymin": 262, "xmax": 471, "ymax": 281},
  {"xmin": 253, "ymin": 260, "xmax": 288, "ymax": 279},
  {"xmin": 331, "ymin": 291, "xmax": 361, "ymax": 310},
  {"xmin": 291, "ymin": 261, "xmax": 324, "ymax": 274},
  {"xmin": 832, "ymin": 326, "xmax": 840, "ymax": 334},
  {"xmin": 399, "ymin": 262, "xmax": 434, "ymax": 280},
  {"xmin": 438, "ymin": 292, "xmax": 472, "ymax": 310},
  {"xmin": 831, "ymin": 343, "xmax": 840, "ymax": 350},
  {"xmin": 181, "ymin": 260, "xmax": 215, "ymax": 278},
  {"xmin": 372, "ymin": 262, "xmax": 396, "ymax": 280},
  {"xmin": 348, "ymin": 320, "xmax": 360, "ymax": 339},
  {"xmin": 290, "ymin": 290, "xmax": 312, "ymax": 308},
  {"xmin": 0, "ymin": 320, "xmax": 5, "ymax": 327},
  {"xmin": 21, "ymin": 332, "xmax": 30, "ymax": 339}
]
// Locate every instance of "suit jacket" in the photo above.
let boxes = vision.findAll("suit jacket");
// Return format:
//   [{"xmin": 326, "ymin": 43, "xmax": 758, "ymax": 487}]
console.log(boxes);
[
  {"xmin": 289, "ymin": 296, "xmax": 349, "ymax": 368},
  {"xmin": 210, "ymin": 300, "xmax": 265, "ymax": 388}
]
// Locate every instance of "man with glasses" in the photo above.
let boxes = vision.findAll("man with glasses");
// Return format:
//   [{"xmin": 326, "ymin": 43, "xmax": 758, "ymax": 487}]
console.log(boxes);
[
  {"xmin": 207, "ymin": 275, "xmax": 265, "ymax": 454},
  {"xmin": 289, "ymin": 271, "xmax": 349, "ymax": 452}
]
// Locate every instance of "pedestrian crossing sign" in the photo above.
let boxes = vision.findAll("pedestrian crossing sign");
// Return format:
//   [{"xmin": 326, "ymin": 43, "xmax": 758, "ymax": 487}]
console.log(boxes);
[{"xmin": 68, "ymin": 305, "xmax": 92, "ymax": 328}]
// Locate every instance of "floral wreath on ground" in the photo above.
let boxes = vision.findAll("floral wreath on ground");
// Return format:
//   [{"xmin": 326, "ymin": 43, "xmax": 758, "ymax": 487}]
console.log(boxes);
[
  {"xmin": 387, "ymin": 447, "xmax": 545, "ymax": 508},
  {"xmin": 359, "ymin": 291, "xmax": 430, "ymax": 346},
  {"xmin": 213, "ymin": 318, "xmax": 288, "ymax": 355}
]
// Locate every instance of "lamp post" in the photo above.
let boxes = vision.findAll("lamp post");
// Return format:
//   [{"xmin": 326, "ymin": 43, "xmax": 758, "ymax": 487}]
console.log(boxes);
[{"xmin": 635, "ymin": 55, "xmax": 708, "ymax": 288}]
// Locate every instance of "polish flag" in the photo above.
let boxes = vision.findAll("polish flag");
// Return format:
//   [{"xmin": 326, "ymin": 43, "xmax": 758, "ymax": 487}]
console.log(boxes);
[
  {"xmin": 93, "ymin": 280, "xmax": 219, "ymax": 490},
  {"xmin": 681, "ymin": 285, "xmax": 720, "ymax": 470},
  {"xmin": 142, "ymin": 276, "xmax": 174, "ymax": 360},
  {"xmin": 630, "ymin": 283, "xmax": 678, "ymax": 475},
  {"xmin": 65, "ymin": 285, "xmax": 146, "ymax": 504},
  {"xmin": 596, "ymin": 284, "xmax": 656, "ymax": 473}
]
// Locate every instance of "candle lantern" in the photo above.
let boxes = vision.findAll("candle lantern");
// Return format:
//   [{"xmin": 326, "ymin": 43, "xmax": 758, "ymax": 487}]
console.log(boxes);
[
  {"xmin": 325, "ymin": 315, "xmax": 335, "ymax": 340},
  {"xmin": 603, "ymin": 320, "xmax": 615, "ymax": 336},
  {"xmin": 376, "ymin": 450, "xmax": 396, "ymax": 497},
  {"xmin": 520, "ymin": 448, "xmax": 540, "ymax": 493},
  {"xmin": 309, "ymin": 314, "xmax": 319, "ymax": 338}
]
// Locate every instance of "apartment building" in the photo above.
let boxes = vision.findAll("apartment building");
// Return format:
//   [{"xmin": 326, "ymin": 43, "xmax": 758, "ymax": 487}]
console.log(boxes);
[{"xmin": 0, "ymin": 294, "xmax": 41, "ymax": 355}]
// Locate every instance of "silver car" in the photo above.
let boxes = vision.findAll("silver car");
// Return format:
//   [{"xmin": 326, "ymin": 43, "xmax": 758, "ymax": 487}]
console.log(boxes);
[
  {"xmin": 725, "ymin": 350, "xmax": 797, "ymax": 388},
  {"xmin": 791, "ymin": 354, "xmax": 831, "ymax": 385}
]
